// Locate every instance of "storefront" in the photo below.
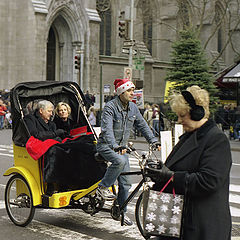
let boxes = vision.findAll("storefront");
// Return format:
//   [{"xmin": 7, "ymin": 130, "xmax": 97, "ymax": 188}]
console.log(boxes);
[
  {"xmin": 222, "ymin": 63, "xmax": 240, "ymax": 106},
  {"xmin": 215, "ymin": 62, "xmax": 240, "ymax": 106}
]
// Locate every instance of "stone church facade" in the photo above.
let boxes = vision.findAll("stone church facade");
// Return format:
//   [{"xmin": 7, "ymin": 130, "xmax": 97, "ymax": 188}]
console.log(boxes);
[{"xmin": 0, "ymin": 0, "xmax": 240, "ymax": 103}]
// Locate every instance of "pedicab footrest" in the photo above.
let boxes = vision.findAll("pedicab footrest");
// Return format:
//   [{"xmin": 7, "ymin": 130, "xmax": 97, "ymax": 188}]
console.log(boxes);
[{"xmin": 42, "ymin": 191, "xmax": 80, "ymax": 208}]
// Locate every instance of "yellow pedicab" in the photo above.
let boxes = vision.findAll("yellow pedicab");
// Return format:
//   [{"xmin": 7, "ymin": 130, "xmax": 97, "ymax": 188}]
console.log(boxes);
[{"xmin": 4, "ymin": 81, "xmax": 107, "ymax": 226}]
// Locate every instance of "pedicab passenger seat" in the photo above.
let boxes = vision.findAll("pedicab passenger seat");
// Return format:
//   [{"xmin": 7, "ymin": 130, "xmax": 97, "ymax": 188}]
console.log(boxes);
[
  {"xmin": 42, "ymin": 132, "xmax": 107, "ymax": 190},
  {"xmin": 10, "ymin": 81, "xmax": 107, "ymax": 191}
]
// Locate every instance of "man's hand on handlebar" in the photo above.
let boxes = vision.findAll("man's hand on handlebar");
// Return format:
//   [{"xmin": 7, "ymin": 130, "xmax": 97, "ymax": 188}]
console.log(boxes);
[
  {"xmin": 114, "ymin": 146, "xmax": 127, "ymax": 155},
  {"xmin": 152, "ymin": 141, "xmax": 161, "ymax": 151}
]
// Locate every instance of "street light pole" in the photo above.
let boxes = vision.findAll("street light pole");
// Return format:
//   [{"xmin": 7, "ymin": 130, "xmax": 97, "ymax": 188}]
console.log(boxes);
[{"xmin": 129, "ymin": 0, "xmax": 134, "ymax": 68}]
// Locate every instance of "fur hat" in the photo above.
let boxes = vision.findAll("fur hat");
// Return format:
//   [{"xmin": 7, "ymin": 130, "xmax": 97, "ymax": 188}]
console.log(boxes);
[{"xmin": 114, "ymin": 78, "xmax": 135, "ymax": 96}]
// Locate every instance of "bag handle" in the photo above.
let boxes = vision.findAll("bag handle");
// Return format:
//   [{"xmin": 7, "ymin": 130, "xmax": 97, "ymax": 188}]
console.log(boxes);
[{"xmin": 158, "ymin": 176, "xmax": 175, "ymax": 197}]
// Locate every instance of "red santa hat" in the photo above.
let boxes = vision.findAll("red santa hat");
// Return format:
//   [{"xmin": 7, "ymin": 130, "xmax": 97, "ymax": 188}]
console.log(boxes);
[{"xmin": 114, "ymin": 78, "xmax": 135, "ymax": 96}]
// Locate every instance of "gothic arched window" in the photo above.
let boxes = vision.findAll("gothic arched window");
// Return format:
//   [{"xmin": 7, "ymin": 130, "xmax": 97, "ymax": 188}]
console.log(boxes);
[
  {"xmin": 178, "ymin": 0, "xmax": 190, "ymax": 27},
  {"xmin": 214, "ymin": 4, "xmax": 224, "ymax": 53},
  {"xmin": 138, "ymin": 0, "xmax": 153, "ymax": 54},
  {"xmin": 97, "ymin": 0, "xmax": 111, "ymax": 56}
]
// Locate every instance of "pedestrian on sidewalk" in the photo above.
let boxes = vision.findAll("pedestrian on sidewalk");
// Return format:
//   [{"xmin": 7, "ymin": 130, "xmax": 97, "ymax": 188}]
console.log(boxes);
[
  {"xmin": 148, "ymin": 85, "xmax": 232, "ymax": 240},
  {"xmin": 0, "ymin": 99, "xmax": 7, "ymax": 129},
  {"xmin": 96, "ymin": 78, "xmax": 160, "ymax": 226},
  {"xmin": 143, "ymin": 103, "xmax": 153, "ymax": 128},
  {"xmin": 87, "ymin": 106, "xmax": 97, "ymax": 127}
]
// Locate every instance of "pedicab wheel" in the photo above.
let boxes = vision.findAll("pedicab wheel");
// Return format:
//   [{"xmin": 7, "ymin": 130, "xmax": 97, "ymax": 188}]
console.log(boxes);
[
  {"xmin": 135, "ymin": 192, "xmax": 151, "ymax": 239},
  {"xmin": 5, "ymin": 174, "xmax": 35, "ymax": 227}
]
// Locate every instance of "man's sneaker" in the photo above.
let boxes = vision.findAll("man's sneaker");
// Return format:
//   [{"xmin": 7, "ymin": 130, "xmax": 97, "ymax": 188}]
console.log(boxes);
[
  {"xmin": 96, "ymin": 186, "xmax": 116, "ymax": 201},
  {"xmin": 122, "ymin": 214, "xmax": 133, "ymax": 226}
]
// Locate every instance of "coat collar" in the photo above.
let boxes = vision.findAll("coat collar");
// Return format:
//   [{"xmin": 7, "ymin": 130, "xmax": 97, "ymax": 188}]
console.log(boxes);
[
  {"xmin": 166, "ymin": 119, "xmax": 215, "ymax": 167},
  {"xmin": 115, "ymin": 96, "xmax": 131, "ymax": 112},
  {"xmin": 34, "ymin": 111, "xmax": 51, "ymax": 130}
]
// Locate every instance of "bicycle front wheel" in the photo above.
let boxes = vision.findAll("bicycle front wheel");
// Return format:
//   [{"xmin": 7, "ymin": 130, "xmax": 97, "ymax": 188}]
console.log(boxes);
[
  {"xmin": 5, "ymin": 174, "xmax": 35, "ymax": 227},
  {"xmin": 135, "ymin": 191, "xmax": 151, "ymax": 239}
]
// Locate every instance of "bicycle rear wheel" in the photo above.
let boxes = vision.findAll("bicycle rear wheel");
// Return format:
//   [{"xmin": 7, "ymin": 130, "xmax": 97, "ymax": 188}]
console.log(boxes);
[{"xmin": 135, "ymin": 191, "xmax": 151, "ymax": 239}]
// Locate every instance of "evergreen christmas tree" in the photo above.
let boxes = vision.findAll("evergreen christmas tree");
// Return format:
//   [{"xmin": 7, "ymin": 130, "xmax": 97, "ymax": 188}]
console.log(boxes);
[{"xmin": 165, "ymin": 28, "xmax": 218, "ymax": 117}]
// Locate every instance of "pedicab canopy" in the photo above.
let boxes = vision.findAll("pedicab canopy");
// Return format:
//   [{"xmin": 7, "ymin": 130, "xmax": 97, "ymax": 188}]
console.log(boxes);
[{"xmin": 10, "ymin": 81, "xmax": 88, "ymax": 146}]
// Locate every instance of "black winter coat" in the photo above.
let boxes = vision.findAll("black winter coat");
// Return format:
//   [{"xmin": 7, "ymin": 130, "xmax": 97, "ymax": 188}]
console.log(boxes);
[
  {"xmin": 24, "ymin": 111, "xmax": 58, "ymax": 141},
  {"xmin": 158, "ymin": 119, "xmax": 232, "ymax": 240},
  {"xmin": 53, "ymin": 115, "xmax": 76, "ymax": 132}
]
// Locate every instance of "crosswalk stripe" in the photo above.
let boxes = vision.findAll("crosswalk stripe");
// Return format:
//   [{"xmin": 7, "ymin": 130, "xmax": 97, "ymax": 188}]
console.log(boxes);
[
  {"xmin": 0, "ymin": 144, "xmax": 13, "ymax": 149},
  {"xmin": 0, "ymin": 200, "xmax": 5, "ymax": 209},
  {"xmin": 0, "ymin": 152, "xmax": 13, "ymax": 157},
  {"xmin": 0, "ymin": 145, "xmax": 13, "ymax": 157}
]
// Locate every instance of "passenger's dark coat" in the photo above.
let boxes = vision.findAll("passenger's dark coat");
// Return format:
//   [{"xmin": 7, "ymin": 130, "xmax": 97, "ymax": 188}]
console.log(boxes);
[
  {"xmin": 53, "ymin": 115, "xmax": 76, "ymax": 132},
  {"xmin": 24, "ymin": 111, "xmax": 57, "ymax": 141},
  {"xmin": 158, "ymin": 120, "xmax": 232, "ymax": 240}
]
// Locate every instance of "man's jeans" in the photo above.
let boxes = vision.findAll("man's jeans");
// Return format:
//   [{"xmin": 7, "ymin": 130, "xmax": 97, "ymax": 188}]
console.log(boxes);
[
  {"xmin": 0, "ymin": 115, "xmax": 4, "ymax": 129},
  {"xmin": 97, "ymin": 146, "xmax": 131, "ymax": 212}
]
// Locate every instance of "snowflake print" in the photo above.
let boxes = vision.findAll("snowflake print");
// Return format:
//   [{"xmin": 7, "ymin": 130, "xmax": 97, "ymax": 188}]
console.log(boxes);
[
  {"xmin": 159, "ymin": 214, "xmax": 167, "ymax": 222},
  {"xmin": 150, "ymin": 192, "xmax": 158, "ymax": 201},
  {"xmin": 160, "ymin": 204, "xmax": 168, "ymax": 213},
  {"xmin": 145, "ymin": 222, "xmax": 155, "ymax": 232},
  {"xmin": 147, "ymin": 212, "xmax": 156, "ymax": 221},
  {"xmin": 160, "ymin": 194, "xmax": 171, "ymax": 203},
  {"xmin": 157, "ymin": 224, "xmax": 166, "ymax": 234},
  {"xmin": 170, "ymin": 215, "xmax": 180, "ymax": 224},
  {"xmin": 172, "ymin": 206, "xmax": 181, "ymax": 215},
  {"xmin": 173, "ymin": 195, "xmax": 182, "ymax": 205},
  {"xmin": 169, "ymin": 226, "xmax": 180, "ymax": 236},
  {"xmin": 149, "ymin": 202, "xmax": 158, "ymax": 211}
]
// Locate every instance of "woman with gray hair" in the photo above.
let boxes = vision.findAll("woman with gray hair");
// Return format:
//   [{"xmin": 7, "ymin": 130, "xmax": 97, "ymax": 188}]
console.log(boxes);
[
  {"xmin": 24, "ymin": 100, "xmax": 66, "ymax": 141},
  {"xmin": 148, "ymin": 85, "xmax": 232, "ymax": 240}
]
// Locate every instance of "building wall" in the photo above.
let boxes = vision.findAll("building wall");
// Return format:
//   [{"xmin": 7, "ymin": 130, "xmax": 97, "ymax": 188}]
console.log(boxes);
[
  {"xmin": 0, "ymin": 0, "xmax": 239, "ymax": 104},
  {"xmin": 0, "ymin": 0, "xmax": 47, "ymax": 89}
]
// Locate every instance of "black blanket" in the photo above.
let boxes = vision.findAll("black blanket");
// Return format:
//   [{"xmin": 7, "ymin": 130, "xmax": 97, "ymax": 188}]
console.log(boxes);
[{"xmin": 43, "ymin": 134, "xmax": 106, "ymax": 190}]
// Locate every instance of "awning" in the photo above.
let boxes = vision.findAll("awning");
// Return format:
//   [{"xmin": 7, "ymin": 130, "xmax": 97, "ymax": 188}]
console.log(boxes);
[{"xmin": 223, "ymin": 63, "xmax": 240, "ymax": 82}]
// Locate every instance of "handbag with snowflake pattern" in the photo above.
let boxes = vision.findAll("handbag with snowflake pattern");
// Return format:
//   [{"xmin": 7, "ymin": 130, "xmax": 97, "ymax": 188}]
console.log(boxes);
[{"xmin": 143, "ymin": 176, "xmax": 184, "ymax": 237}]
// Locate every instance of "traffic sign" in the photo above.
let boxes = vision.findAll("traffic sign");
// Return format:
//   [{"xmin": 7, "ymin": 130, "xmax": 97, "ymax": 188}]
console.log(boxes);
[
  {"xmin": 124, "ymin": 67, "xmax": 132, "ymax": 81},
  {"xmin": 135, "ymin": 65, "xmax": 144, "ymax": 70},
  {"xmin": 122, "ymin": 47, "xmax": 137, "ymax": 55},
  {"xmin": 103, "ymin": 84, "xmax": 111, "ymax": 93},
  {"xmin": 133, "ymin": 56, "xmax": 145, "ymax": 70},
  {"xmin": 123, "ymin": 40, "xmax": 135, "ymax": 47}
]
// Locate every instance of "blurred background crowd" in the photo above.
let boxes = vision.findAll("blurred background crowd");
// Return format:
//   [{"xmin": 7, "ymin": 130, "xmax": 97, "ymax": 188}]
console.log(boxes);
[
  {"xmin": 1, "ymin": 89, "xmax": 240, "ymax": 142},
  {"xmin": 0, "ymin": 90, "xmax": 11, "ymax": 130}
]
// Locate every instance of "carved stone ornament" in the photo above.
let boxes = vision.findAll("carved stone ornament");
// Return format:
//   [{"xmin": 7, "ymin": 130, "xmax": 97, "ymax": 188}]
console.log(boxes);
[
  {"xmin": 54, "ymin": 0, "xmax": 74, "ymax": 8},
  {"xmin": 96, "ymin": 0, "xmax": 111, "ymax": 12}
]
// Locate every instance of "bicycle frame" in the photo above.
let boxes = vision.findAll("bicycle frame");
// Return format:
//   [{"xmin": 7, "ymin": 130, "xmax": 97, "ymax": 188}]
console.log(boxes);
[{"xmin": 109, "ymin": 145, "xmax": 159, "ymax": 225}]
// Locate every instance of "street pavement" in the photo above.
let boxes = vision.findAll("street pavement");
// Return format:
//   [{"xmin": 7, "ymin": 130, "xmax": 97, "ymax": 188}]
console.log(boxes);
[
  {"xmin": 130, "ymin": 135, "xmax": 240, "ymax": 240},
  {"xmin": 0, "ymin": 128, "xmax": 240, "ymax": 239}
]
